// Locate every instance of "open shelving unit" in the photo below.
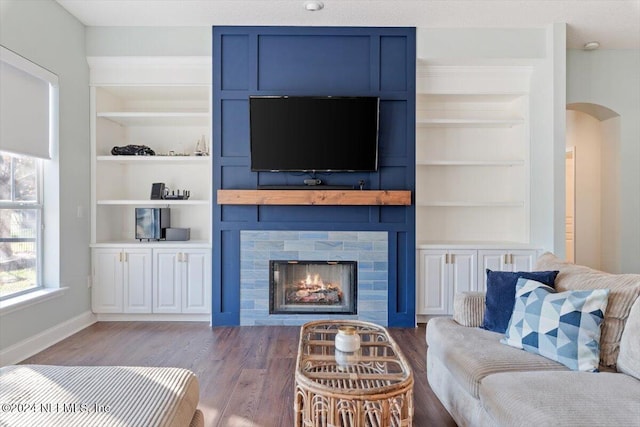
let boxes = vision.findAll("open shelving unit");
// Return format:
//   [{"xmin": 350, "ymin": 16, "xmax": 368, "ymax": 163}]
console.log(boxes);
[
  {"xmin": 415, "ymin": 64, "xmax": 539, "ymax": 317},
  {"xmin": 89, "ymin": 58, "xmax": 212, "ymax": 247},
  {"xmin": 415, "ymin": 66, "xmax": 532, "ymax": 246}
]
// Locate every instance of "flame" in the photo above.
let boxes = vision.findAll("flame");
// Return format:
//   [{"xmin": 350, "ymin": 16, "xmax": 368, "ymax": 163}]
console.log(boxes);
[{"xmin": 303, "ymin": 273, "xmax": 325, "ymax": 288}]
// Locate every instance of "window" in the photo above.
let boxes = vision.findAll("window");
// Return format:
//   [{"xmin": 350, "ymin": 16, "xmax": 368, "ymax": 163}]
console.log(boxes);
[
  {"xmin": 0, "ymin": 45, "xmax": 58, "ymax": 302},
  {"xmin": 0, "ymin": 153, "xmax": 43, "ymax": 299}
]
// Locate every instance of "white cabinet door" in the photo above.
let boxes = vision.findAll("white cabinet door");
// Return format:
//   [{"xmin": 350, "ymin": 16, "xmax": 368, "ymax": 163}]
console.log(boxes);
[
  {"xmin": 181, "ymin": 250, "xmax": 211, "ymax": 313},
  {"xmin": 510, "ymin": 250, "xmax": 536, "ymax": 272},
  {"xmin": 123, "ymin": 249, "xmax": 152, "ymax": 313},
  {"xmin": 449, "ymin": 250, "xmax": 478, "ymax": 306},
  {"xmin": 153, "ymin": 250, "xmax": 182, "ymax": 313},
  {"xmin": 478, "ymin": 250, "xmax": 511, "ymax": 292},
  {"xmin": 478, "ymin": 249, "xmax": 538, "ymax": 291},
  {"xmin": 417, "ymin": 249, "xmax": 477, "ymax": 315},
  {"xmin": 92, "ymin": 249, "xmax": 124, "ymax": 313},
  {"xmin": 417, "ymin": 250, "xmax": 448, "ymax": 315}
]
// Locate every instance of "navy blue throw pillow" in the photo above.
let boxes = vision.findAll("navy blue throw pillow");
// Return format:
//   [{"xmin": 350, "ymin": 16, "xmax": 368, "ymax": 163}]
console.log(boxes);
[{"xmin": 481, "ymin": 269, "xmax": 559, "ymax": 333}]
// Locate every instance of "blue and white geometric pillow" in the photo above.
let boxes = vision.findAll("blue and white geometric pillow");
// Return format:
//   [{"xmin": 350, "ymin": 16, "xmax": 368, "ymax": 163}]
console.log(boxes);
[{"xmin": 501, "ymin": 278, "xmax": 609, "ymax": 372}]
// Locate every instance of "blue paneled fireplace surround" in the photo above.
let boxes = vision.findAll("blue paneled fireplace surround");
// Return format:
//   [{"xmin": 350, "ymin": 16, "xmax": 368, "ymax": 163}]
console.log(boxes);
[{"xmin": 212, "ymin": 26, "xmax": 416, "ymax": 326}]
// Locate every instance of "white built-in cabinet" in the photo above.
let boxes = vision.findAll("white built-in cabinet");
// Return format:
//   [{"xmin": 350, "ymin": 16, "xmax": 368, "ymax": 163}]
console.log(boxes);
[
  {"xmin": 92, "ymin": 248, "xmax": 152, "ymax": 314},
  {"xmin": 416, "ymin": 63, "xmax": 540, "ymax": 316},
  {"xmin": 88, "ymin": 57, "xmax": 212, "ymax": 320},
  {"xmin": 477, "ymin": 249, "xmax": 536, "ymax": 292},
  {"xmin": 417, "ymin": 249, "xmax": 477, "ymax": 315},
  {"xmin": 153, "ymin": 249, "xmax": 211, "ymax": 314},
  {"xmin": 416, "ymin": 247, "xmax": 538, "ymax": 315}
]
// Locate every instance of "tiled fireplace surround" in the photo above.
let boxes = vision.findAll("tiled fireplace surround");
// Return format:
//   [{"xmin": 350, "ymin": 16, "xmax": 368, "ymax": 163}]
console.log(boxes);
[{"xmin": 240, "ymin": 231, "xmax": 388, "ymax": 326}]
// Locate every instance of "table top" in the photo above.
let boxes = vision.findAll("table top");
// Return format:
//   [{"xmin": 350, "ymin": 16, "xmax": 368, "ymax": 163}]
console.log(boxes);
[{"xmin": 296, "ymin": 320, "xmax": 413, "ymax": 396}]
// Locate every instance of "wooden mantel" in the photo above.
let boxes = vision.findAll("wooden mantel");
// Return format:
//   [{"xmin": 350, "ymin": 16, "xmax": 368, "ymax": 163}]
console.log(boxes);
[{"xmin": 217, "ymin": 189, "xmax": 412, "ymax": 206}]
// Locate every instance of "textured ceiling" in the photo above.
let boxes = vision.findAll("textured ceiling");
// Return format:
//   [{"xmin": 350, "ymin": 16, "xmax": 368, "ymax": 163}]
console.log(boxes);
[{"xmin": 55, "ymin": 0, "xmax": 640, "ymax": 49}]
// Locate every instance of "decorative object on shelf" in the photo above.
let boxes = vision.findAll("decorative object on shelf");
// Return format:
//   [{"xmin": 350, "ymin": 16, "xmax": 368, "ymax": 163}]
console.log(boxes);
[
  {"xmin": 194, "ymin": 135, "xmax": 209, "ymax": 156},
  {"xmin": 334, "ymin": 325, "xmax": 361, "ymax": 352},
  {"xmin": 111, "ymin": 145, "xmax": 155, "ymax": 156}
]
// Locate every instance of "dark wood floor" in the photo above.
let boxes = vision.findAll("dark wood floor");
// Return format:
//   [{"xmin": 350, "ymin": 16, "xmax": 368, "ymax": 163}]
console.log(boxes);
[{"xmin": 22, "ymin": 322, "xmax": 456, "ymax": 427}]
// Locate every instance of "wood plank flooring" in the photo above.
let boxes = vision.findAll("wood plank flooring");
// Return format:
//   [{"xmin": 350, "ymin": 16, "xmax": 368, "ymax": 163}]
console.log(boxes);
[{"xmin": 22, "ymin": 322, "xmax": 456, "ymax": 427}]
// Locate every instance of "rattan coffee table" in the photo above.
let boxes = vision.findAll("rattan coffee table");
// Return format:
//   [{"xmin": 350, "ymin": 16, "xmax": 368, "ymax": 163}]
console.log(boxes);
[{"xmin": 295, "ymin": 320, "xmax": 414, "ymax": 427}]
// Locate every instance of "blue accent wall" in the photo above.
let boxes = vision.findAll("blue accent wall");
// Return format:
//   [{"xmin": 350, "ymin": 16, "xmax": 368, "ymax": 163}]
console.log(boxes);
[{"xmin": 212, "ymin": 26, "xmax": 416, "ymax": 327}]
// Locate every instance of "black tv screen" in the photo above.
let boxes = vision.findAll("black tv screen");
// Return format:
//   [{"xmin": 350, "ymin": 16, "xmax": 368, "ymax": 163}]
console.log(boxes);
[{"xmin": 249, "ymin": 96, "xmax": 379, "ymax": 172}]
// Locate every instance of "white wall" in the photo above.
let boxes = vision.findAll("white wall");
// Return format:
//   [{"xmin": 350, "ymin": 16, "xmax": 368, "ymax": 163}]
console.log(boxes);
[
  {"xmin": 86, "ymin": 26, "xmax": 211, "ymax": 56},
  {"xmin": 566, "ymin": 110, "xmax": 602, "ymax": 269},
  {"xmin": 567, "ymin": 49, "xmax": 640, "ymax": 273},
  {"xmin": 0, "ymin": 0, "xmax": 91, "ymax": 349}
]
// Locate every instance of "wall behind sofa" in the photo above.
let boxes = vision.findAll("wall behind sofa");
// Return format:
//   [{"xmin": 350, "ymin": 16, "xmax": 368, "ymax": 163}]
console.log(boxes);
[
  {"xmin": 0, "ymin": 0, "xmax": 91, "ymax": 353},
  {"xmin": 567, "ymin": 49, "xmax": 640, "ymax": 274}
]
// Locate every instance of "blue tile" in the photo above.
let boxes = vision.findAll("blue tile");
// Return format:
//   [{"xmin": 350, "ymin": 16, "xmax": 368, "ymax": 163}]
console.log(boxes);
[
  {"xmin": 359, "ymin": 271, "xmax": 388, "ymax": 281},
  {"xmin": 328, "ymin": 231, "xmax": 358, "ymax": 241},
  {"xmin": 255, "ymin": 240, "xmax": 285, "ymax": 250},
  {"xmin": 344, "ymin": 241, "xmax": 373, "ymax": 251},
  {"xmin": 373, "ymin": 261, "xmax": 388, "ymax": 271},
  {"xmin": 373, "ymin": 241, "xmax": 388, "ymax": 251},
  {"xmin": 357, "ymin": 261, "xmax": 374, "ymax": 271},
  {"xmin": 269, "ymin": 251, "xmax": 299, "ymax": 260},
  {"xmin": 300, "ymin": 231, "xmax": 329, "ymax": 240},
  {"xmin": 315, "ymin": 241, "xmax": 343, "ymax": 251},
  {"xmin": 284, "ymin": 240, "xmax": 315, "ymax": 251},
  {"xmin": 357, "ymin": 231, "xmax": 387, "ymax": 241}
]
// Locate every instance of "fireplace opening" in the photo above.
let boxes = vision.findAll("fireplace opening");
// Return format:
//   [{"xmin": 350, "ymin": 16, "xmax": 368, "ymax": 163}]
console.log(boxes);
[{"xmin": 269, "ymin": 260, "xmax": 357, "ymax": 315}]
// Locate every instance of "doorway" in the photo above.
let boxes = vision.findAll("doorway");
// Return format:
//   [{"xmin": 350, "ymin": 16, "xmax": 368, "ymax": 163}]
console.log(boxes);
[{"xmin": 565, "ymin": 148, "xmax": 575, "ymax": 263}]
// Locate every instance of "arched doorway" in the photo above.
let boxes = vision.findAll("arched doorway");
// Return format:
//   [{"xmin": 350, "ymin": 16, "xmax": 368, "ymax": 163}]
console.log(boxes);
[{"xmin": 566, "ymin": 103, "xmax": 621, "ymax": 272}]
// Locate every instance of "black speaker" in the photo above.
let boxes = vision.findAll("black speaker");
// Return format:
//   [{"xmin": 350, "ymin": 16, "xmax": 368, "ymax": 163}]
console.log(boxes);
[{"xmin": 150, "ymin": 182, "xmax": 165, "ymax": 200}]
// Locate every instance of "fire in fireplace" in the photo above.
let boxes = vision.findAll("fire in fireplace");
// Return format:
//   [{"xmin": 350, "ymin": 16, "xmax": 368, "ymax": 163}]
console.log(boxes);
[{"xmin": 269, "ymin": 260, "xmax": 357, "ymax": 315}]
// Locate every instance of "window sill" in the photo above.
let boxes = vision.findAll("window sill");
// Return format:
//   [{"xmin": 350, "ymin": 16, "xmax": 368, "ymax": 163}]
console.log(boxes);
[{"xmin": 0, "ymin": 287, "xmax": 68, "ymax": 316}]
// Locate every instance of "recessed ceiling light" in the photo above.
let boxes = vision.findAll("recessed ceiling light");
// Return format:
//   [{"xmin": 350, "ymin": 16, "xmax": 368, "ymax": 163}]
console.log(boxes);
[
  {"xmin": 583, "ymin": 41, "xmax": 600, "ymax": 50},
  {"xmin": 305, "ymin": 1, "xmax": 324, "ymax": 12}
]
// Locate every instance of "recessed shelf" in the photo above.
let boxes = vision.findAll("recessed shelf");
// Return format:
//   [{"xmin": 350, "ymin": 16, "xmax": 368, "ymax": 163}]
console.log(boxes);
[
  {"xmin": 416, "ymin": 160, "xmax": 525, "ymax": 166},
  {"xmin": 96, "ymin": 155, "xmax": 210, "ymax": 164},
  {"xmin": 97, "ymin": 199, "xmax": 210, "ymax": 206},
  {"xmin": 416, "ymin": 201, "xmax": 525, "ymax": 207},
  {"xmin": 91, "ymin": 240, "xmax": 212, "ymax": 249},
  {"xmin": 417, "ymin": 118, "xmax": 523, "ymax": 128},
  {"xmin": 97, "ymin": 112, "xmax": 209, "ymax": 126}
]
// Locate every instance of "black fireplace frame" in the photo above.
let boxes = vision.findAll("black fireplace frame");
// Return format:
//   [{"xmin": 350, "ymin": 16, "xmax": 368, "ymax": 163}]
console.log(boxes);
[{"xmin": 269, "ymin": 260, "xmax": 358, "ymax": 315}]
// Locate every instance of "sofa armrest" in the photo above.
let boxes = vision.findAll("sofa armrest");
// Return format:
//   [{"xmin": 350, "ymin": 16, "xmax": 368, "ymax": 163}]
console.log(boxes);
[{"xmin": 453, "ymin": 292, "xmax": 486, "ymax": 327}]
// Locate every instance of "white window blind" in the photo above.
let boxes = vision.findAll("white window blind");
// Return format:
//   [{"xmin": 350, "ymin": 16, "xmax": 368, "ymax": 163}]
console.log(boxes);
[{"xmin": 0, "ymin": 46, "xmax": 58, "ymax": 160}]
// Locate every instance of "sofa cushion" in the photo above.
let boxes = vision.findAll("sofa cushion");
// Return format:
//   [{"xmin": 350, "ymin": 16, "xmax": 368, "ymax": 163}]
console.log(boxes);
[
  {"xmin": 502, "ymin": 278, "xmax": 609, "ymax": 371},
  {"xmin": 535, "ymin": 252, "xmax": 640, "ymax": 367},
  {"xmin": 481, "ymin": 269, "xmax": 559, "ymax": 333},
  {"xmin": 426, "ymin": 317, "xmax": 567, "ymax": 398},
  {"xmin": 618, "ymin": 296, "xmax": 640, "ymax": 380},
  {"xmin": 480, "ymin": 371, "xmax": 640, "ymax": 427}
]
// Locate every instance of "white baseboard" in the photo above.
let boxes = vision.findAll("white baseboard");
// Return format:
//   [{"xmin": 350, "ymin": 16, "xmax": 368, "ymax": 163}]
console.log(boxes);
[
  {"xmin": 0, "ymin": 311, "xmax": 97, "ymax": 366},
  {"xmin": 95, "ymin": 313, "xmax": 210, "ymax": 322}
]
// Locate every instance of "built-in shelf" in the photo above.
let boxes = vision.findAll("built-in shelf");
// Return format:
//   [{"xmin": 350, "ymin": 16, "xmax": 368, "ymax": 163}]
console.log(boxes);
[
  {"xmin": 416, "ymin": 201, "xmax": 524, "ymax": 207},
  {"xmin": 97, "ymin": 112, "xmax": 209, "ymax": 126},
  {"xmin": 417, "ymin": 118, "xmax": 523, "ymax": 127},
  {"xmin": 96, "ymin": 155, "xmax": 210, "ymax": 164},
  {"xmin": 91, "ymin": 240, "xmax": 211, "ymax": 249},
  {"xmin": 417, "ymin": 160, "xmax": 525, "ymax": 166},
  {"xmin": 217, "ymin": 190, "xmax": 412, "ymax": 206},
  {"xmin": 97, "ymin": 199, "xmax": 209, "ymax": 206}
]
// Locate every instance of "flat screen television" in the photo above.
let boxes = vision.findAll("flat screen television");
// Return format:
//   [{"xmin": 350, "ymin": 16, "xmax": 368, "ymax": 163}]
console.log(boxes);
[{"xmin": 249, "ymin": 96, "xmax": 379, "ymax": 172}]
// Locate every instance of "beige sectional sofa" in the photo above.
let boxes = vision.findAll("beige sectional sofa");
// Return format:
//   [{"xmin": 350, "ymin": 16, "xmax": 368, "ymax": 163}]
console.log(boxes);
[{"xmin": 426, "ymin": 253, "xmax": 640, "ymax": 427}]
